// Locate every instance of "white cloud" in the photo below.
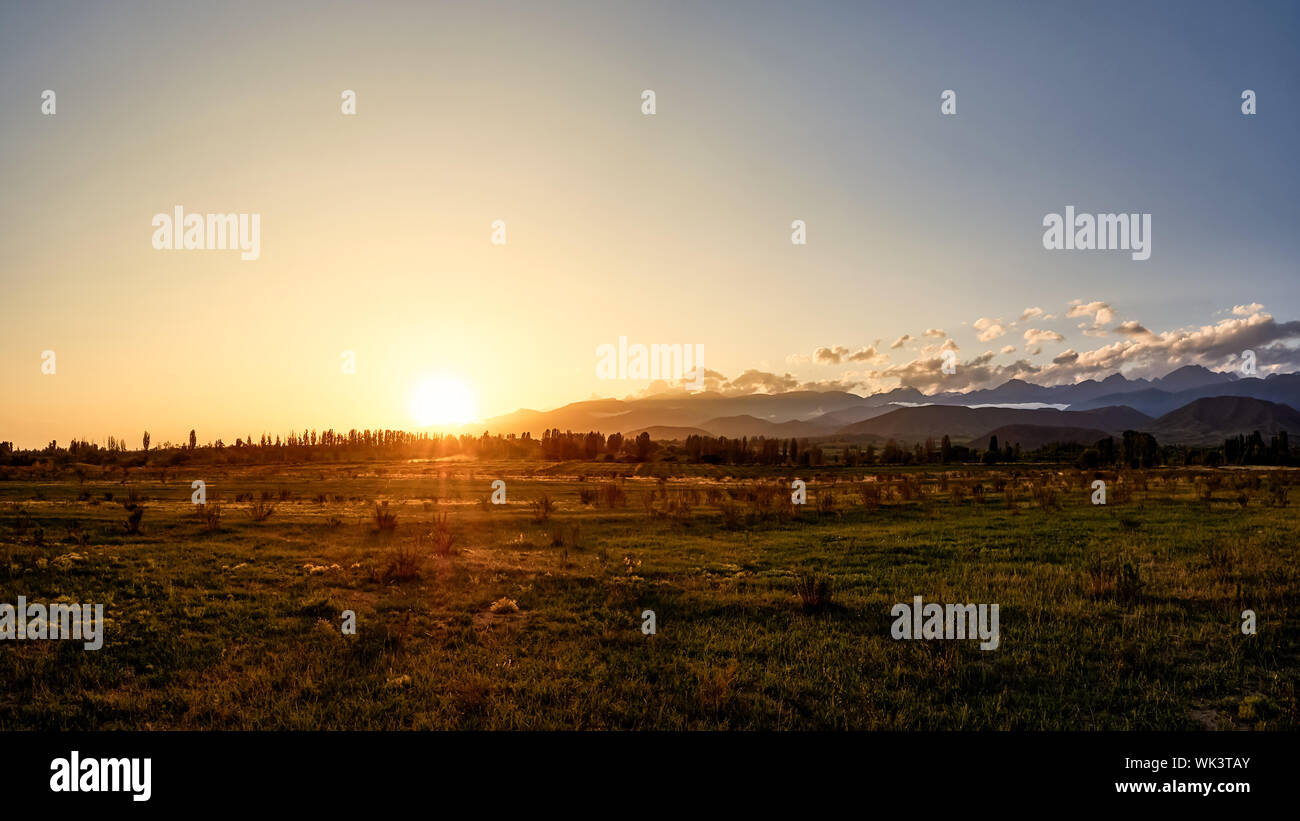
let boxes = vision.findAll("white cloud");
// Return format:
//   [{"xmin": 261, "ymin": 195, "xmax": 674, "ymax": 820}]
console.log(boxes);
[
  {"xmin": 973, "ymin": 317, "xmax": 1007, "ymax": 342},
  {"xmin": 1024, "ymin": 328, "xmax": 1065, "ymax": 345}
]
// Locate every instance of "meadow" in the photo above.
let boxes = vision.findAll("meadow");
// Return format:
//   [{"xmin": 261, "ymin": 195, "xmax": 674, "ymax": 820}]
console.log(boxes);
[{"xmin": 1, "ymin": 460, "xmax": 1296, "ymax": 730}]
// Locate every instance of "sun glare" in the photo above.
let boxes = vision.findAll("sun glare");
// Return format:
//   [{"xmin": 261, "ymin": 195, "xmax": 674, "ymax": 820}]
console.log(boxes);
[{"xmin": 410, "ymin": 377, "xmax": 477, "ymax": 427}]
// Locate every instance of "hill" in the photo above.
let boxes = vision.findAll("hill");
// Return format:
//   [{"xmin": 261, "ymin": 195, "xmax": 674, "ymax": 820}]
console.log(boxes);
[
  {"xmin": 836, "ymin": 405, "xmax": 1150, "ymax": 444},
  {"xmin": 1145, "ymin": 396, "xmax": 1300, "ymax": 446}
]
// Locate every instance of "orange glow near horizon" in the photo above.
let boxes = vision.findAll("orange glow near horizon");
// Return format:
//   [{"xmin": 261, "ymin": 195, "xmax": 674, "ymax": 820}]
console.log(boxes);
[{"xmin": 409, "ymin": 377, "xmax": 478, "ymax": 428}]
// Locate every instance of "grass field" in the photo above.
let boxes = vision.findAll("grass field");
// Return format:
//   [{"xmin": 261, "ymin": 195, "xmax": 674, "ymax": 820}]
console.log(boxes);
[{"xmin": 1, "ymin": 460, "xmax": 1297, "ymax": 730}]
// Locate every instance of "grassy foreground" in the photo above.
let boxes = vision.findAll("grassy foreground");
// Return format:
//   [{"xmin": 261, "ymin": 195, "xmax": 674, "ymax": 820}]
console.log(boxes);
[{"xmin": 1, "ymin": 460, "xmax": 1297, "ymax": 730}]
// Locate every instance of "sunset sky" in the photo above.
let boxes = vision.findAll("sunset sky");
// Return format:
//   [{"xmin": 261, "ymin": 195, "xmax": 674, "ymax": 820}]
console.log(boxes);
[{"xmin": 2, "ymin": 0, "xmax": 1298, "ymax": 448}]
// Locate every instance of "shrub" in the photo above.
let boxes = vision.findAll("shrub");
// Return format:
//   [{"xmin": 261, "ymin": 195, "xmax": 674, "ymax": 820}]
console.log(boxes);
[
  {"xmin": 858, "ymin": 482, "xmax": 881, "ymax": 510},
  {"xmin": 719, "ymin": 502, "xmax": 743, "ymax": 530},
  {"xmin": 816, "ymin": 490, "xmax": 836, "ymax": 515},
  {"xmin": 373, "ymin": 501, "xmax": 398, "ymax": 532},
  {"xmin": 1207, "ymin": 539, "xmax": 1235, "ymax": 582},
  {"xmin": 664, "ymin": 490, "xmax": 693, "ymax": 523},
  {"xmin": 1086, "ymin": 554, "xmax": 1115, "ymax": 599},
  {"xmin": 949, "ymin": 483, "xmax": 967, "ymax": 505},
  {"xmin": 196, "ymin": 503, "xmax": 221, "ymax": 532},
  {"xmin": 1270, "ymin": 482, "xmax": 1289, "ymax": 507},
  {"xmin": 381, "ymin": 542, "xmax": 424, "ymax": 582},
  {"xmin": 531, "ymin": 494, "xmax": 555, "ymax": 522},
  {"xmin": 599, "ymin": 482, "xmax": 627, "ymax": 508},
  {"xmin": 698, "ymin": 660, "xmax": 740, "ymax": 712},
  {"xmin": 417, "ymin": 512, "xmax": 457, "ymax": 557},
  {"xmin": 1116, "ymin": 562, "xmax": 1145, "ymax": 606},
  {"xmin": 124, "ymin": 507, "xmax": 144, "ymax": 535},
  {"xmin": 793, "ymin": 571, "xmax": 834, "ymax": 613},
  {"xmin": 247, "ymin": 497, "xmax": 276, "ymax": 522}
]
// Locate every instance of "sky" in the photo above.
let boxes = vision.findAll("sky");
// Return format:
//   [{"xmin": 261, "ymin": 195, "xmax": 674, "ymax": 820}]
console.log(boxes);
[{"xmin": 1, "ymin": 0, "xmax": 1298, "ymax": 448}]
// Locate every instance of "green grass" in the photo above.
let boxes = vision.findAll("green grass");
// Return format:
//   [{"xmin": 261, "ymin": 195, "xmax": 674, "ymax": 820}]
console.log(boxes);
[{"xmin": 0, "ymin": 462, "xmax": 1296, "ymax": 729}]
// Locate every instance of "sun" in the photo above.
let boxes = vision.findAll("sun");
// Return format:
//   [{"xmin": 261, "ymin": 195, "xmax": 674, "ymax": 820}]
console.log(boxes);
[{"xmin": 409, "ymin": 377, "xmax": 477, "ymax": 427}]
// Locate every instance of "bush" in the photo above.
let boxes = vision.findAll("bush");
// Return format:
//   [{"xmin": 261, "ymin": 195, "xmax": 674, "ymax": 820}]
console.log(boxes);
[
  {"xmin": 124, "ymin": 507, "xmax": 144, "ymax": 535},
  {"xmin": 531, "ymin": 494, "xmax": 555, "ymax": 522},
  {"xmin": 793, "ymin": 571, "xmax": 834, "ymax": 613},
  {"xmin": 196, "ymin": 503, "xmax": 221, "ymax": 532},
  {"xmin": 719, "ymin": 502, "xmax": 743, "ymax": 530},
  {"xmin": 247, "ymin": 497, "xmax": 276, "ymax": 522},
  {"xmin": 418, "ymin": 512, "xmax": 457, "ymax": 556},
  {"xmin": 816, "ymin": 490, "xmax": 836, "ymax": 515},
  {"xmin": 599, "ymin": 482, "xmax": 627, "ymax": 508},
  {"xmin": 373, "ymin": 501, "xmax": 398, "ymax": 532},
  {"xmin": 1116, "ymin": 562, "xmax": 1145, "ymax": 606},
  {"xmin": 1086, "ymin": 554, "xmax": 1115, "ymax": 599},
  {"xmin": 381, "ymin": 542, "xmax": 424, "ymax": 582}
]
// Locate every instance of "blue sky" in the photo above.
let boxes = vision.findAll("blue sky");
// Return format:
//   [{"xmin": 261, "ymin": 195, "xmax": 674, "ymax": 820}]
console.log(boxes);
[{"xmin": 1, "ymin": 1, "xmax": 1297, "ymax": 444}]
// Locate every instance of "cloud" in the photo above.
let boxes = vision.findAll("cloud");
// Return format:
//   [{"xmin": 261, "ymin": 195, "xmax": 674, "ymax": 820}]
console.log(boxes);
[
  {"xmin": 923, "ymin": 328, "xmax": 946, "ymax": 338},
  {"xmin": 1233, "ymin": 303, "xmax": 1264, "ymax": 316},
  {"xmin": 973, "ymin": 317, "xmax": 1007, "ymax": 342},
  {"xmin": 811, "ymin": 344, "xmax": 889, "ymax": 366},
  {"xmin": 1016, "ymin": 307, "xmax": 1300, "ymax": 385},
  {"xmin": 716, "ymin": 369, "xmax": 800, "ymax": 396},
  {"xmin": 694, "ymin": 306, "xmax": 1300, "ymax": 399},
  {"xmin": 890, "ymin": 334, "xmax": 912, "ymax": 349},
  {"xmin": 847, "ymin": 345, "xmax": 888, "ymax": 364},
  {"xmin": 1068, "ymin": 299, "xmax": 1113, "ymax": 325},
  {"xmin": 1000, "ymin": 345, "xmax": 1016, "ymax": 354},
  {"xmin": 861, "ymin": 352, "xmax": 1042, "ymax": 394},
  {"xmin": 813, "ymin": 345, "xmax": 850, "ymax": 364},
  {"xmin": 1020, "ymin": 307, "xmax": 1044, "ymax": 321},
  {"xmin": 1023, "ymin": 328, "xmax": 1065, "ymax": 345}
]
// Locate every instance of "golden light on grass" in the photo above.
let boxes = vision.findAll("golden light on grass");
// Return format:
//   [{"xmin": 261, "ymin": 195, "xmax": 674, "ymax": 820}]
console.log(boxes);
[{"xmin": 410, "ymin": 377, "xmax": 477, "ymax": 427}]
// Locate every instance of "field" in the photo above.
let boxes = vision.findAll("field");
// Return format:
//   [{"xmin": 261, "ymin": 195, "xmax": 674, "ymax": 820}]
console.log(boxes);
[{"xmin": 1, "ymin": 460, "xmax": 1297, "ymax": 730}]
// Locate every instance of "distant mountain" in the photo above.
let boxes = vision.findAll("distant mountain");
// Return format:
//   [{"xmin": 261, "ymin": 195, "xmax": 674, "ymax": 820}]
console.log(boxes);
[
  {"xmin": 1144, "ymin": 396, "xmax": 1300, "ymax": 447},
  {"xmin": 836, "ymin": 405, "xmax": 1150, "ymax": 444},
  {"xmin": 803, "ymin": 404, "xmax": 901, "ymax": 429},
  {"xmin": 1069, "ymin": 373, "xmax": 1300, "ymax": 417},
  {"xmin": 924, "ymin": 365, "xmax": 1236, "ymax": 408},
  {"xmin": 1156, "ymin": 364, "xmax": 1239, "ymax": 392},
  {"xmin": 695, "ymin": 415, "xmax": 834, "ymax": 438},
  {"xmin": 479, "ymin": 390, "xmax": 871, "ymax": 437},
  {"xmin": 623, "ymin": 425, "xmax": 713, "ymax": 440},
  {"xmin": 471, "ymin": 366, "xmax": 1297, "ymax": 442},
  {"xmin": 969, "ymin": 425, "xmax": 1112, "ymax": 451}
]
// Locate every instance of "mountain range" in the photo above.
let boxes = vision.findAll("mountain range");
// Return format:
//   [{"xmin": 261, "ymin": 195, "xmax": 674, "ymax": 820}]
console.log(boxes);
[{"xmin": 475, "ymin": 366, "xmax": 1300, "ymax": 448}]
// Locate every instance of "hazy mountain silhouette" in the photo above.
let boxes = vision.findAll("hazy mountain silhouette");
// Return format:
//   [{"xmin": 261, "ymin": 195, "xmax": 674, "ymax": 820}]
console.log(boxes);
[
  {"xmin": 1145, "ymin": 396, "xmax": 1300, "ymax": 446},
  {"xmin": 836, "ymin": 405, "xmax": 1151, "ymax": 443},
  {"xmin": 474, "ymin": 366, "xmax": 1299, "ymax": 444},
  {"xmin": 1069, "ymin": 373, "xmax": 1300, "ymax": 416}
]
